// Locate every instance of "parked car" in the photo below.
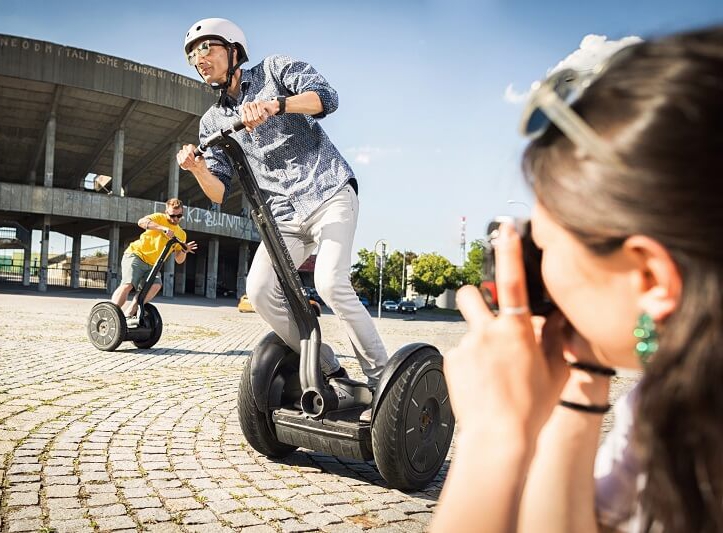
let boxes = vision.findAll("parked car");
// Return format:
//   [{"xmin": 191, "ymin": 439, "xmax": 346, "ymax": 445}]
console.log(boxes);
[
  {"xmin": 238, "ymin": 294, "xmax": 321, "ymax": 316},
  {"xmin": 381, "ymin": 300, "xmax": 399, "ymax": 312},
  {"xmin": 358, "ymin": 296, "xmax": 370, "ymax": 307},
  {"xmin": 397, "ymin": 300, "xmax": 417, "ymax": 314},
  {"xmin": 302, "ymin": 286, "xmax": 325, "ymax": 307}
]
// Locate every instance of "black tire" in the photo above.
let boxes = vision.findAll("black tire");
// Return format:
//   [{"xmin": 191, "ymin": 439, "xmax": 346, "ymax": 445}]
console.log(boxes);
[
  {"xmin": 372, "ymin": 347, "xmax": 455, "ymax": 490},
  {"xmin": 132, "ymin": 303, "xmax": 163, "ymax": 349},
  {"xmin": 238, "ymin": 352, "xmax": 298, "ymax": 458},
  {"xmin": 87, "ymin": 302, "xmax": 126, "ymax": 351}
]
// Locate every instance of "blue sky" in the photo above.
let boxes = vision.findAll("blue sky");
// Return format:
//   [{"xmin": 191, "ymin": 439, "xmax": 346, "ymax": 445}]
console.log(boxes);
[{"xmin": 3, "ymin": 0, "xmax": 722, "ymax": 263}]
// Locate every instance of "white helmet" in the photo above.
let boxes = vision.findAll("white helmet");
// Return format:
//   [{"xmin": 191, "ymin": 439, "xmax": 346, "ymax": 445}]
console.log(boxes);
[{"xmin": 184, "ymin": 18, "xmax": 248, "ymax": 64}]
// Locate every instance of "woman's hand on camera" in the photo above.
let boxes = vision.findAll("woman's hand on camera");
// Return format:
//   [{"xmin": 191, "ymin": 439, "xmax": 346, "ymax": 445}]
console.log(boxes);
[{"xmin": 444, "ymin": 222, "xmax": 569, "ymax": 443}]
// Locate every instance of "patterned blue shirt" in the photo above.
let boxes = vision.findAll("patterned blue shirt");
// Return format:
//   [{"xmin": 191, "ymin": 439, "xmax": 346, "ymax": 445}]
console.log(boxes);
[{"xmin": 198, "ymin": 55, "xmax": 355, "ymax": 222}]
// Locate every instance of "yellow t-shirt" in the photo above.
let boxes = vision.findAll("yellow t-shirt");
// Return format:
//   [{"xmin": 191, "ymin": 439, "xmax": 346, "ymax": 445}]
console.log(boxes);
[{"xmin": 126, "ymin": 213, "xmax": 187, "ymax": 266}]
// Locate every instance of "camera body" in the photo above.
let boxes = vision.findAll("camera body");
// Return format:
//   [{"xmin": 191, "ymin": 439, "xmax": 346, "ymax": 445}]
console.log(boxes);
[{"xmin": 480, "ymin": 217, "xmax": 557, "ymax": 316}]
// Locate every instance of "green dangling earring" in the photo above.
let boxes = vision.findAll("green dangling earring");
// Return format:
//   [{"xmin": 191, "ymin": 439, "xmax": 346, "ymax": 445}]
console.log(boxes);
[{"xmin": 634, "ymin": 312, "xmax": 658, "ymax": 366}]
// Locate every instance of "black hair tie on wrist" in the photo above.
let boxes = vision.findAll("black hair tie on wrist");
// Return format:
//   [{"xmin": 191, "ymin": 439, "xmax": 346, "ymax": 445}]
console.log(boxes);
[
  {"xmin": 559, "ymin": 399, "xmax": 611, "ymax": 414},
  {"xmin": 566, "ymin": 360, "xmax": 617, "ymax": 377}
]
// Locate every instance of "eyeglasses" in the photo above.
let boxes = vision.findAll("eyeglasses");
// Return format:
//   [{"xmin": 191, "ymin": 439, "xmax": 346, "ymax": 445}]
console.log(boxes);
[
  {"xmin": 168, "ymin": 212, "xmax": 183, "ymax": 220},
  {"xmin": 186, "ymin": 39, "xmax": 225, "ymax": 66},
  {"xmin": 519, "ymin": 46, "xmax": 635, "ymax": 167}
]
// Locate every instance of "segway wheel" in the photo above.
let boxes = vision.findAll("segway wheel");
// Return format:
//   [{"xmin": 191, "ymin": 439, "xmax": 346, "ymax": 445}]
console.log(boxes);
[
  {"xmin": 132, "ymin": 303, "xmax": 163, "ymax": 349},
  {"xmin": 87, "ymin": 302, "xmax": 126, "ymax": 352},
  {"xmin": 238, "ymin": 351, "xmax": 298, "ymax": 458},
  {"xmin": 372, "ymin": 347, "xmax": 455, "ymax": 491}
]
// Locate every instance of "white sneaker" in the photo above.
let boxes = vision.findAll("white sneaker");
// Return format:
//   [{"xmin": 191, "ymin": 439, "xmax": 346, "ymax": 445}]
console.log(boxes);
[
  {"xmin": 360, "ymin": 407, "xmax": 372, "ymax": 423},
  {"xmin": 126, "ymin": 317, "xmax": 139, "ymax": 327}
]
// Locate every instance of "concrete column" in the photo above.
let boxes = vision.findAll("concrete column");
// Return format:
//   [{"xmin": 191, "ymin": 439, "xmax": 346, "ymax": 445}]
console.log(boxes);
[
  {"xmin": 112, "ymin": 129, "xmax": 124, "ymax": 196},
  {"xmin": 44, "ymin": 114, "xmax": 56, "ymax": 188},
  {"xmin": 174, "ymin": 258, "xmax": 186, "ymax": 295},
  {"xmin": 205, "ymin": 238, "xmax": 219, "ymax": 299},
  {"xmin": 168, "ymin": 142, "xmax": 180, "ymax": 199},
  {"xmin": 107, "ymin": 223, "xmax": 120, "ymax": 294},
  {"xmin": 162, "ymin": 260, "xmax": 175, "ymax": 297},
  {"xmin": 38, "ymin": 216, "xmax": 50, "ymax": 292},
  {"xmin": 236, "ymin": 241, "xmax": 249, "ymax": 298},
  {"xmin": 71, "ymin": 234, "xmax": 82, "ymax": 289},
  {"xmin": 22, "ymin": 232, "xmax": 31, "ymax": 286},
  {"xmin": 194, "ymin": 248, "xmax": 206, "ymax": 296}
]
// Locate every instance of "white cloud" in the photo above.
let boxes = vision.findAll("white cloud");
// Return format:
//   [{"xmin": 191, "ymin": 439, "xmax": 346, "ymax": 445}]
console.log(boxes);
[
  {"xmin": 503, "ymin": 34, "xmax": 643, "ymax": 105},
  {"xmin": 504, "ymin": 83, "xmax": 529, "ymax": 104},
  {"xmin": 344, "ymin": 146, "xmax": 402, "ymax": 165}
]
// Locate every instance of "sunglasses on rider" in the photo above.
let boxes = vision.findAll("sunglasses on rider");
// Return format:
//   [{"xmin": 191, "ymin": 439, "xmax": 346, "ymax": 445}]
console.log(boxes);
[
  {"xmin": 186, "ymin": 39, "xmax": 226, "ymax": 66},
  {"xmin": 167, "ymin": 212, "xmax": 183, "ymax": 220},
  {"xmin": 519, "ymin": 46, "xmax": 636, "ymax": 167}
]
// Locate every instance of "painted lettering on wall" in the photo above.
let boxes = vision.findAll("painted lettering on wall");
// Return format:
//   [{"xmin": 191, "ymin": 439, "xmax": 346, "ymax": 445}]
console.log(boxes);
[
  {"xmin": 0, "ymin": 35, "xmax": 213, "ymax": 93},
  {"xmin": 153, "ymin": 202, "xmax": 254, "ymax": 236}
]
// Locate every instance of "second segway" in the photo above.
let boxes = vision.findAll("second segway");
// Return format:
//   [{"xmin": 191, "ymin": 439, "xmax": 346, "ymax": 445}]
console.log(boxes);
[{"xmin": 87, "ymin": 237, "xmax": 187, "ymax": 351}]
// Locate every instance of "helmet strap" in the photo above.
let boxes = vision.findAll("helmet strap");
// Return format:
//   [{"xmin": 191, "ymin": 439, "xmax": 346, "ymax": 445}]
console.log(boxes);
[{"xmin": 212, "ymin": 46, "xmax": 244, "ymax": 107}]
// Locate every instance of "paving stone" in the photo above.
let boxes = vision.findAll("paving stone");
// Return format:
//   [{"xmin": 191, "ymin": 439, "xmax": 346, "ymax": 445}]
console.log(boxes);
[
  {"xmin": 7, "ymin": 506, "xmax": 42, "ymax": 520},
  {"xmin": 6, "ymin": 492, "xmax": 38, "ymax": 506},
  {"xmin": 279, "ymin": 518, "xmax": 322, "ymax": 532},
  {"xmin": 94, "ymin": 516, "xmax": 138, "ymax": 530},
  {"xmin": 46, "ymin": 484, "xmax": 80, "ymax": 498},
  {"xmin": 87, "ymin": 503, "xmax": 127, "ymax": 518},
  {"xmin": 45, "ymin": 497, "xmax": 82, "ymax": 509},
  {"xmin": 164, "ymin": 497, "xmax": 203, "ymax": 512},
  {"xmin": 136, "ymin": 506, "xmax": 172, "ymax": 523},
  {"xmin": 207, "ymin": 498, "xmax": 244, "ymax": 514},
  {"xmin": 302, "ymin": 512, "xmax": 343, "ymax": 527},
  {"xmin": 7, "ymin": 518, "xmax": 43, "ymax": 532},
  {"xmin": 87, "ymin": 493, "xmax": 120, "ymax": 506},
  {"xmin": 180, "ymin": 509, "xmax": 218, "ymax": 524},
  {"xmin": 47, "ymin": 519, "xmax": 95, "ymax": 533},
  {"xmin": 144, "ymin": 523, "xmax": 185, "ymax": 533},
  {"xmin": 126, "ymin": 496, "xmax": 163, "ymax": 509}
]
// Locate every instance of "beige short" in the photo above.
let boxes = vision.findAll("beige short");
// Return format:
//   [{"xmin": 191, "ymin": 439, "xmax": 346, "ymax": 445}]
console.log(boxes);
[{"xmin": 120, "ymin": 253, "xmax": 161, "ymax": 290}]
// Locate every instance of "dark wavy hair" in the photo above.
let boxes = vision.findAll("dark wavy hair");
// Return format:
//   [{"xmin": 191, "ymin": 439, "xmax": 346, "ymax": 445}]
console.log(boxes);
[{"xmin": 522, "ymin": 26, "xmax": 723, "ymax": 533}]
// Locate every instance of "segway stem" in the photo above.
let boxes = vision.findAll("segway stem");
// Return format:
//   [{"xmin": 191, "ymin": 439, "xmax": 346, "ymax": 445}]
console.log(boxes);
[
  {"xmin": 134, "ymin": 236, "xmax": 186, "ymax": 321},
  {"xmin": 196, "ymin": 129, "xmax": 333, "ymax": 415}
]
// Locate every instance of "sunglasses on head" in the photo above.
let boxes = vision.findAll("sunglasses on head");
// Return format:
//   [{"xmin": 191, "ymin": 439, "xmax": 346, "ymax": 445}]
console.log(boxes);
[
  {"xmin": 168, "ymin": 212, "xmax": 183, "ymax": 219},
  {"xmin": 186, "ymin": 39, "xmax": 225, "ymax": 66},
  {"xmin": 519, "ymin": 46, "xmax": 635, "ymax": 167}
]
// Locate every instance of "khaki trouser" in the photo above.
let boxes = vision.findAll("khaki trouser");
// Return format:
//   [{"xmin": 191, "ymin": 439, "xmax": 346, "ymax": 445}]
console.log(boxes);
[{"xmin": 246, "ymin": 184, "xmax": 388, "ymax": 385}]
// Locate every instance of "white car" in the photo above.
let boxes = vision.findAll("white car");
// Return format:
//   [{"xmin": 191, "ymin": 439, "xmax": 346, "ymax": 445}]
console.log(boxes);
[{"xmin": 381, "ymin": 300, "xmax": 399, "ymax": 312}]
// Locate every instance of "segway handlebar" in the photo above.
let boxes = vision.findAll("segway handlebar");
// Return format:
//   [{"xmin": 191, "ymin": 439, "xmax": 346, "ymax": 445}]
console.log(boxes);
[{"xmin": 193, "ymin": 118, "xmax": 247, "ymax": 157}]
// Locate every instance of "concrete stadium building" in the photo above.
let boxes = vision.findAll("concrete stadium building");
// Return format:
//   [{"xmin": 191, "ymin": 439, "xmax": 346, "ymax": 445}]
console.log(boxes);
[{"xmin": 0, "ymin": 33, "xmax": 261, "ymax": 298}]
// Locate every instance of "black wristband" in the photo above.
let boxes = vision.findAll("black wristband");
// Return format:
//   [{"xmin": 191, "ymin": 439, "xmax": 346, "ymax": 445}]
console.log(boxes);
[
  {"xmin": 276, "ymin": 96, "xmax": 286, "ymax": 115},
  {"xmin": 559, "ymin": 399, "xmax": 611, "ymax": 414},
  {"xmin": 566, "ymin": 360, "xmax": 616, "ymax": 377}
]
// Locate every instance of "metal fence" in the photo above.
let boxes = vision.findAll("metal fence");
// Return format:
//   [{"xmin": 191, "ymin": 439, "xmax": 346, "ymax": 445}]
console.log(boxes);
[{"xmin": 0, "ymin": 259, "xmax": 107, "ymax": 288}]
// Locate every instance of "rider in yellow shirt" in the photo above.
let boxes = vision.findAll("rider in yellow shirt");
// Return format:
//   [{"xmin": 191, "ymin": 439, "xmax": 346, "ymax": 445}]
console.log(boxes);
[{"xmin": 111, "ymin": 198, "xmax": 197, "ymax": 319}]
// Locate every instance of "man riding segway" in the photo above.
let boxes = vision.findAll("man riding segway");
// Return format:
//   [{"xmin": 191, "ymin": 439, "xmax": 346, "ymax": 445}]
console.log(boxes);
[{"xmin": 176, "ymin": 18, "xmax": 387, "ymax": 421}]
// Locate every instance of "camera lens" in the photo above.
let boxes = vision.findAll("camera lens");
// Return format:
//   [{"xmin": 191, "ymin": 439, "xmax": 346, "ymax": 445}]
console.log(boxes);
[{"xmin": 481, "ymin": 217, "xmax": 556, "ymax": 316}]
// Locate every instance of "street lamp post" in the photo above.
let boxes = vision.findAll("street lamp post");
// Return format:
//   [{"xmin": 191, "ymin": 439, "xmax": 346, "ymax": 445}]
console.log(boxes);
[
  {"xmin": 401, "ymin": 250, "xmax": 406, "ymax": 301},
  {"xmin": 374, "ymin": 239, "xmax": 388, "ymax": 319}
]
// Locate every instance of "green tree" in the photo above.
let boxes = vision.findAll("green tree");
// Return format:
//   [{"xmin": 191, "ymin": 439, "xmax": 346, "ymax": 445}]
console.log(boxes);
[
  {"xmin": 382, "ymin": 250, "xmax": 418, "ymax": 302},
  {"xmin": 411, "ymin": 253, "xmax": 460, "ymax": 306},
  {"xmin": 351, "ymin": 248, "xmax": 377, "ymax": 302},
  {"xmin": 352, "ymin": 249, "xmax": 419, "ymax": 304},
  {"xmin": 460, "ymin": 239, "xmax": 489, "ymax": 286}
]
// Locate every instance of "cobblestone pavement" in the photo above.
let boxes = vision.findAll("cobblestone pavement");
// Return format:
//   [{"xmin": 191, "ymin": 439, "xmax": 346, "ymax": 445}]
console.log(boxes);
[{"xmin": 0, "ymin": 288, "xmax": 636, "ymax": 533}]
